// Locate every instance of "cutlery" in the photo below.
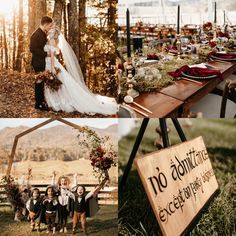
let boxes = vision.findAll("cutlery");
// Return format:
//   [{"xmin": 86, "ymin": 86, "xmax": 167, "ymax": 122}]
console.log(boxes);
[
  {"xmin": 122, "ymin": 103, "xmax": 149, "ymax": 117},
  {"xmin": 180, "ymin": 77, "xmax": 203, "ymax": 85},
  {"xmin": 124, "ymin": 95, "xmax": 153, "ymax": 114}
]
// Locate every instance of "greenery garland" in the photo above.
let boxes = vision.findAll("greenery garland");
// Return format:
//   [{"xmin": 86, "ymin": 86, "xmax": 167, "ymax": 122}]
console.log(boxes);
[{"xmin": 120, "ymin": 57, "xmax": 196, "ymax": 98}]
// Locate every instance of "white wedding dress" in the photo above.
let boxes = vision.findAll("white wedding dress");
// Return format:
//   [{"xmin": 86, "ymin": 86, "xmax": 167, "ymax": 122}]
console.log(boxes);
[{"xmin": 43, "ymin": 35, "xmax": 117, "ymax": 115}]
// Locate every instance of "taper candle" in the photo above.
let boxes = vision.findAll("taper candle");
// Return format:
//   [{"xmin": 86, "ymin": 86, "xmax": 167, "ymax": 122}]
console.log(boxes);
[
  {"xmin": 126, "ymin": 8, "xmax": 131, "ymax": 58},
  {"xmin": 177, "ymin": 5, "xmax": 180, "ymax": 34},
  {"xmin": 214, "ymin": 2, "xmax": 217, "ymax": 24},
  {"xmin": 224, "ymin": 10, "xmax": 225, "ymax": 25}
]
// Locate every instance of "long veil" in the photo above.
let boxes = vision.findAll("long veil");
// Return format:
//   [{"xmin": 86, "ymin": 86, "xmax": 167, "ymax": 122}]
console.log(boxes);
[
  {"xmin": 57, "ymin": 33, "xmax": 117, "ymax": 113},
  {"xmin": 58, "ymin": 34, "xmax": 92, "ymax": 94}
]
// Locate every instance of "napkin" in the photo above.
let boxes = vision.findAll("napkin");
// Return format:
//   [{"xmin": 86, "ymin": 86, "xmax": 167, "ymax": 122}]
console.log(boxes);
[{"xmin": 168, "ymin": 65, "xmax": 223, "ymax": 79}]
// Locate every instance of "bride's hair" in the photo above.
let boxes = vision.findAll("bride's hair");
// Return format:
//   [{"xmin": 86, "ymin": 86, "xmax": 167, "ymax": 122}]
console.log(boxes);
[{"xmin": 48, "ymin": 25, "xmax": 60, "ymax": 46}]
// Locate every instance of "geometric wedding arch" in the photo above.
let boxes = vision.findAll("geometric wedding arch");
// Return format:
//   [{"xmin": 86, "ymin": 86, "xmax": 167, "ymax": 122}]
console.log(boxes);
[{"xmin": 6, "ymin": 118, "xmax": 86, "ymax": 176}]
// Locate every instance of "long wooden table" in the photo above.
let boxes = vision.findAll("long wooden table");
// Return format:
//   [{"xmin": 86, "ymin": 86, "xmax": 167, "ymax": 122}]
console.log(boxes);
[
  {"xmin": 124, "ymin": 60, "xmax": 236, "ymax": 118},
  {"xmin": 128, "ymin": 92, "xmax": 184, "ymax": 118}
]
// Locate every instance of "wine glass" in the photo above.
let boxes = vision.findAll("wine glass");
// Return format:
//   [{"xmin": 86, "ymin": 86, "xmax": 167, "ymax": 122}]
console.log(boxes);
[{"xmin": 181, "ymin": 37, "xmax": 190, "ymax": 54}]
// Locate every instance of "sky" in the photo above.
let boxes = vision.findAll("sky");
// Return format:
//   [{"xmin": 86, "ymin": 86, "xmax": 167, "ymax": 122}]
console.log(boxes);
[
  {"xmin": 118, "ymin": 0, "xmax": 236, "ymax": 25},
  {"xmin": 0, "ymin": 118, "xmax": 118, "ymax": 130}
]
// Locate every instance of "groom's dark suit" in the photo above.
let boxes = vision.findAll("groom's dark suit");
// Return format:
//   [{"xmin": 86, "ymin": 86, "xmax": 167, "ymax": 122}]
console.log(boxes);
[{"xmin": 30, "ymin": 27, "xmax": 48, "ymax": 109}]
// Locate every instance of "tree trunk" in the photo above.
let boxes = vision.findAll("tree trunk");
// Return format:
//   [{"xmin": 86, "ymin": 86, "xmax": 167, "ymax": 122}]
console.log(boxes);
[
  {"xmin": 12, "ymin": 9, "xmax": 16, "ymax": 69},
  {"xmin": 108, "ymin": 0, "xmax": 118, "ymax": 42},
  {"xmin": 53, "ymin": 0, "xmax": 65, "ymax": 29},
  {"xmin": 0, "ymin": 34, "xmax": 3, "ymax": 70},
  {"xmin": 2, "ymin": 17, "xmax": 8, "ymax": 69},
  {"xmin": 15, "ymin": 0, "xmax": 24, "ymax": 71},
  {"xmin": 63, "ymin": 4, "xmax": 68, "ymax": 40},
  {"xmin": 7, "ymin": 24, "xmax": 12, "ymax": 69},
  {"xmin": 108, "ymin": 0, "xmax": 118, "ymax": 66},
  {"xmin": 78, "ymin": 0, "xmax": 87, "ymax": 77},
  {"xmin": 68, "ymin": 0, "xmax": 79, "ymax": 58},
  {"xmin": 35, "ymin": 0, "xmax": 47, "ymax": 28},
  {"xmin": 28, "ymin": 0, "xmax": 36, "ymax": 36}
]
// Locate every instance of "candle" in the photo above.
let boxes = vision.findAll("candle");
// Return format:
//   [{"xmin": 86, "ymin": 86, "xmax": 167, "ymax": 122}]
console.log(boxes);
[
  {"xmin": 126, "ymin": 8, "xmax": 131, "ymax": 58},
  {"xmin": 224, "ymin": 10, "xmax": 226, "ymax": 25},
  {"xmin": 177, "ymin": 5, "xmax": 180, "ymax": 34},
  {"xmin": 214, "ymin": 2, "xmax": 217, "ymax": 24}
]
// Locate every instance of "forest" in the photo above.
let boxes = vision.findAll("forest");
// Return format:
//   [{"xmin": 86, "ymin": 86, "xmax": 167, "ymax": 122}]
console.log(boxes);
[{"xmin": 0, "ymin": 0, "xmax": 118, "ymax": 117}]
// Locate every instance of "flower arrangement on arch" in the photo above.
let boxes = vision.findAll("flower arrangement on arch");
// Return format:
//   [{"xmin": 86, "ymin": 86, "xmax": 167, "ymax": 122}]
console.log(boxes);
[{"xmin": 77, "ymin": 127, "xmax": 117, "ymax": 182}]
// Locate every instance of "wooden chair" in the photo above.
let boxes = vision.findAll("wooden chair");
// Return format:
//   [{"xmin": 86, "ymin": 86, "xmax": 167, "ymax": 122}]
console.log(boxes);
[
  {"xmin": 220, "ymin": 80, "xmax": 236, "ymax": 118},
  {"xmin": 191, "ymin": 80, "xmax": 236, "ymax": 118}
]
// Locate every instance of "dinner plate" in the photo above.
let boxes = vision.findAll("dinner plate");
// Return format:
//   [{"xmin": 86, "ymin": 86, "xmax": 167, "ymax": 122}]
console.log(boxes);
[
  {"xmin": 181, "ymin": 71, "xmax": 218, "ymax": 80},
  {"xmin": 169, "ymin": 49, "xmax": 179, "ymax": 54},
  {"xmin": 210, "ymin": 54, "xmax": 236, "ymax": 62},
  {"xmin": 118, "ymin": 105, "xmax": 137, "ymax": 118}
]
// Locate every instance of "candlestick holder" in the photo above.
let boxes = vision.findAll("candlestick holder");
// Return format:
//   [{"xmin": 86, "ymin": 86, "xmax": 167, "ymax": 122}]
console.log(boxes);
[
  {"xmin": 213, "ymin": 23, "xmax": 218, "ymax": 42},
  {"xmin": 176, "ymin": 34, "xmax": 182, "ymax": 60},
  {"xmin": 126, "ymin": 58, "xmax": 139, "ymax": 98}
]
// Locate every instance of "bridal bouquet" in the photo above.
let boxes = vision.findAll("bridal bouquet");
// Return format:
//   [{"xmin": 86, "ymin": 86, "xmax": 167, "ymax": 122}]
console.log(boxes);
[
  {"xmin": 36, "ymin": 67, "xmax": 62, "ymax": 92},
  {"xmin": 78, "ymin": 127, "xmax": 117, "ymax": 182}
]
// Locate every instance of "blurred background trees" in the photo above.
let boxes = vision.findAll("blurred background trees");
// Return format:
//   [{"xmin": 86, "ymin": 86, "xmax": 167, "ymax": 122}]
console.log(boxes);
[{"xmin": 0, "ymin": 0, "xmax": 118, "ymax": 96}]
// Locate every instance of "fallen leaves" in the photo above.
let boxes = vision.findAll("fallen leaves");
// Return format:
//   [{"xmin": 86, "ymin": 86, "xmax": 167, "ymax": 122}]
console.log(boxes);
[{"xmin": 0, "ymin": 70, "xmax": 116, "ymax": 118}]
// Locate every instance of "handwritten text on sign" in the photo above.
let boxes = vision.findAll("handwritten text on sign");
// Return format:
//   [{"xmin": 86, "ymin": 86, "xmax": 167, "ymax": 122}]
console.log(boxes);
[{"xmin": 135, "ymin": 137, "xmax": 219, "ymax": 236}]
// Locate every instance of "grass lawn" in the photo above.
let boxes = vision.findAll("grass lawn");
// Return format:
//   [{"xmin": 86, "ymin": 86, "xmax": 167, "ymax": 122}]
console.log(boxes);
[
  {"xmin": 0, "ymin": 205, "xmax": 117, "ymax": 236},
  {"xmin": 119, "ymin": 119, "xmax": 236, "ymax": 236}
]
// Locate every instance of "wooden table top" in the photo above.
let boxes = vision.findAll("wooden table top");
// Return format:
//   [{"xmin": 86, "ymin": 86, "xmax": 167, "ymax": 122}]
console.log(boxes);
[
  {"xmin": 160, "ymin": 61, "xmax": 236, "ymax": 100},
  {"xmin": 121, "ymin": 60, "xmax": 236, "ymax": 118},
  {"xmin": 160, "ymin": 60, "xmax": 236, "ymax": 116},
  {"xmin": 129, "ymin": 92, "xmax": 184, "ymax": 118}
]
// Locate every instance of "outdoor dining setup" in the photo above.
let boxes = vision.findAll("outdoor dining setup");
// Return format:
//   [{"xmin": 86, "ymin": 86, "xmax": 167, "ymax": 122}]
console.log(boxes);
[{"xmin": 118, "ymin": 3, "xmax": 236, "ymax": 118}]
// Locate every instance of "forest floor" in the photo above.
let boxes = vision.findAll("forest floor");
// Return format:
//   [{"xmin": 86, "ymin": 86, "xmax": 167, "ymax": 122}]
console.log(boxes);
[
  {"xmin": 119, "ymin": 119, "xmax": 236, "ymax": 236},
  {"xmin": 0, "ymin": 71, "xmax": 115, "ymax": 118},
  {"xmin": 0, "ymin": 205, "xmax": 117, "ymax": 236}
]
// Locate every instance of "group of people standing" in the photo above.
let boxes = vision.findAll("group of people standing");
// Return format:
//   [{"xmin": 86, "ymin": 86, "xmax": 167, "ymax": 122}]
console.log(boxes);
[{"xmin": 25, "ymin": 172, "xmax": 108, "ymax": 235}]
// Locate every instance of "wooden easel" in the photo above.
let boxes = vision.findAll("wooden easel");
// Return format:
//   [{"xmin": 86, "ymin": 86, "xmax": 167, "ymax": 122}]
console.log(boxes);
[
  {"xmin": 119, "ymin": 118, "xmax": 187, "ymax": 190},
  {"xmin": 119, "ymin": 119, "xmax": 221, "ymax": 236}
]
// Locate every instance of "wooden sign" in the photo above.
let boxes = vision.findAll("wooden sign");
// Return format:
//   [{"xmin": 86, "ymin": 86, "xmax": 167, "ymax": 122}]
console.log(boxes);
[{"xmin": 135, "ymin": 136, "xmax": 219, "ymax": 236}]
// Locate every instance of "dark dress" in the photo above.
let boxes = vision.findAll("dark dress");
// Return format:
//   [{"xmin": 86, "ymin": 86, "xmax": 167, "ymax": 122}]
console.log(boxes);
[{"xmin": 30, "ymin": 27, "xmax": 48, "ymax": 108}]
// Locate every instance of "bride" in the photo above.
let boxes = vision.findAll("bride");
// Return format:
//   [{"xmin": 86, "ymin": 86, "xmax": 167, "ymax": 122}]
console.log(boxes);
[{"xmin": 43, "ymin": 25, "xmax": 118, "ymax": 115}]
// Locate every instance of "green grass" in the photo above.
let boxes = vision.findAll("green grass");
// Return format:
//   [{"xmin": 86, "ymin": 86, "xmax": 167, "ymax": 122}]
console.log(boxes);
[
  {"xmin": 0, "ymin": 205, "xmax": 117, "ymax": 236},
  {"xmin": 119, "ymin": 119, "xmax": 236, "ymax": 236}
]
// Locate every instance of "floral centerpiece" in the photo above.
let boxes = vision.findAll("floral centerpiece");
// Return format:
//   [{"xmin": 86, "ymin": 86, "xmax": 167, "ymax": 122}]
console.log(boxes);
[
  {"xmin": 78, "ymin": 127, "xmax": 117, "ymax": 182},
  {"xmin": 119, "ymin": 57, "xmax": 196, "ymax": 99},
  {"xmin": 203, "ymin": 22, "xmax": 213, "ymax": 32}
]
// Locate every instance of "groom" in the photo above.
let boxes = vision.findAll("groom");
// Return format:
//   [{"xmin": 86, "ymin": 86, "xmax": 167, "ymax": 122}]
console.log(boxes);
[{"xmin": 30, "ymin": 16, "xmax": 53, "ymax": 110}]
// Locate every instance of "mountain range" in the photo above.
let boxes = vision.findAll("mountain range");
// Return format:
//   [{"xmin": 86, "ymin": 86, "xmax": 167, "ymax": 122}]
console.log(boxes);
[{"xmin": 0, "ymin": 124, "xmax": 118, "ymax": 164}]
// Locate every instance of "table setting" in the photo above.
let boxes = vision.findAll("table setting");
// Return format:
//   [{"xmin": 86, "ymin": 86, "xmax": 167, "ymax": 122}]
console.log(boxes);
[{"xmin": 118, "ymin": 4, "xmax": 236, "ymax": 118}]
